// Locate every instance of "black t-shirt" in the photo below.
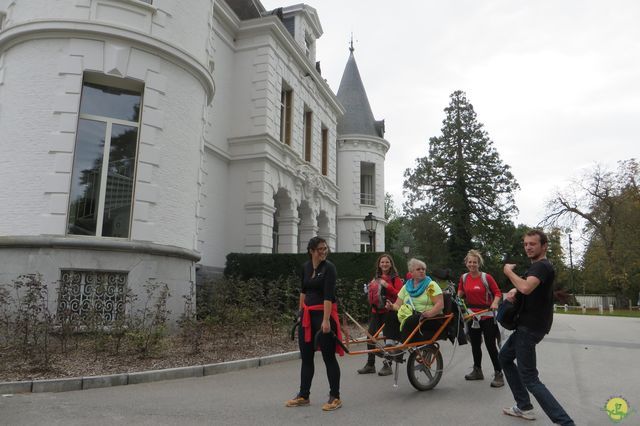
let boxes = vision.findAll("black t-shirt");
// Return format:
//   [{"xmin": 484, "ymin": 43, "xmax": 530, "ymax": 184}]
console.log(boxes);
[
  {"xmin": 301, "ymin": 260, "xmax": 337, "ymax": 306},
  {"xmin": 517, "ymin": 258, "xmax": 555, "ymax": 334}
]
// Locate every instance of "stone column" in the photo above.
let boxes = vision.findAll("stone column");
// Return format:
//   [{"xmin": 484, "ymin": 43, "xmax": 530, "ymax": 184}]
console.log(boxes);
[
  {"xmin": 277, "ymin": 214, "xmax": 300, "ymax": 254},
  {"xmin": 244, "ymin": 202, "xmax": 276, "ymax": 253}
]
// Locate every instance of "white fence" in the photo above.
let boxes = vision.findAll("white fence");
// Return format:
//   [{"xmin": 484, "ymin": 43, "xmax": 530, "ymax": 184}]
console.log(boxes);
[{"xmin": 574, "ymin": 294, "xmax": 626, "ymax": 308}]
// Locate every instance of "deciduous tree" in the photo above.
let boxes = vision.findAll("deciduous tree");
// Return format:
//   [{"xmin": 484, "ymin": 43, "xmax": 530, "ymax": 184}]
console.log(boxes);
[{"xmin": 543, "ymin": 159, "xmax": 640, "ymax": 299}]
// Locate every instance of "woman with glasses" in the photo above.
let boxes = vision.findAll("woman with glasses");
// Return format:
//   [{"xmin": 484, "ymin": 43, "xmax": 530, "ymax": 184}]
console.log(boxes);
[
  {"xmin": 384, "ymin": 258, "xmax": 444, "ymax": 344},
  {"xmin": 285, "ymin": 236, "xmax": 343, "ymax": 412}
]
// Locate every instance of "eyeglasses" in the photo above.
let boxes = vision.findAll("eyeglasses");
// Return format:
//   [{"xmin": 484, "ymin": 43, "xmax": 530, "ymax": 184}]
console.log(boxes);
[
  {"xmin": 315, "ymin": 247, "xmax": 328, "ymax": 252},
  {"xmin": 414, "ymin": 267, "xmax": 426, "ymax": 271}
]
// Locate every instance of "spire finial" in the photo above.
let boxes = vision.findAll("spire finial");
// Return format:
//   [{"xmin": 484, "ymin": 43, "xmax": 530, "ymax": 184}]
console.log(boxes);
[{"xmin": 349, "ymin": 33, "xmax": 354, "ymax": 53}]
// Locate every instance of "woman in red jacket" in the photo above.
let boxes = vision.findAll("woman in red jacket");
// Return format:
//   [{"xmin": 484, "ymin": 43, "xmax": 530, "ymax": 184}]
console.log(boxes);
[
  {"xmin": 357, "ymin": 253, "xmax": 404, "ymax": 376},
  {"xmin": 457, "ymin": 249, "xmax": 504, "ymax": 387}
]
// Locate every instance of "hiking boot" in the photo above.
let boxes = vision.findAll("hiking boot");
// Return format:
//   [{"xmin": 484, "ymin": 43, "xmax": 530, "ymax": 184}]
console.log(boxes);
[
  {"xmin": 503, "ymin": 405, "xmax": 536, "ymax": 420},
  {"xmin": 378, "ymin": 361, "xmax": 392, "ymax": 376},
  {"xmin": 491, "ymin": 371, "xmax": 504, "ymax": 387},
  {"xmin": 285, "ymin": 395, "xmax": 310, "ymax": 407},
  {"xmin": 465, "ymin": 366, "xmax": 484, "ymax": 380},
  {"xmin": 357, "ymin": 363, "xmax": 376, "ymax": 374},
  {"xmin": 322, "ymin": 396, "xmax": 342, "ymax": 411}
]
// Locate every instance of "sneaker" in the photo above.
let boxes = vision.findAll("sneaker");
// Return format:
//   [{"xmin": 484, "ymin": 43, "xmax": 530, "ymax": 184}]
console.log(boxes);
[
  {"xmin": 378, "ymin": 361, "xmax": 392, "ymax": 376},
  {"xmin": 357, "ymin": 363, "xmax": 376, "ymax": 374},
  {"xmin": 322, "ymin": 396, "xmax": 342, "ymax": 411},
  {"xmin": 503, "ymin": 405, "xmax": 536, "ymax": 420},
  {"xmin": 465, "ymin": 366, "xmax": 484, "ymax": 380},
  {"xmin": 285, "ymin": 395, "xmax": 310, "ymax": 407},
  {"xmin": 491, "ymin": 371, "xmax": 504, "ymax": 387}
]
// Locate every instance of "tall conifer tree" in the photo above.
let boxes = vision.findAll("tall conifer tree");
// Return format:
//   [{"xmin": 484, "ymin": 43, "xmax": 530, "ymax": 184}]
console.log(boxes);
[{"xmin": 403, "ymin": 90, "xmax": 520, "ymax": 263}]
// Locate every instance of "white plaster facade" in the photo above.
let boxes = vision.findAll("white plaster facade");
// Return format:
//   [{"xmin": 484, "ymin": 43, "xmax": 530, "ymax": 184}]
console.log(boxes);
[{"xmin": 0, "ymin": 0, "xmax": 389, "ymax": 320}]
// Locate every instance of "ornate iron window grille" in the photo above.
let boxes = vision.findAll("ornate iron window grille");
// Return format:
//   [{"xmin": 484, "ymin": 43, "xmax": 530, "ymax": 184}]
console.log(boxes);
[{"xmin": 58, "ymin": 270, "xmax": 128, "ymax": 323}]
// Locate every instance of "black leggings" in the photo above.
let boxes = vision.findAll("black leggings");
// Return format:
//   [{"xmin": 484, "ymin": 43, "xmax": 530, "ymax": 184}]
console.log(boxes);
[
  {"xmin": 365, "ymin": 311, "xmax": 385, "ymax": 365},
  {"xmin": 468, "ymin": 318, "xmax": 501, "ymax": 372},
  {"xmin": 384, "ymin": 311, "xmax": 443, "ymax": 343},
  {"xmin": 298, "ymin": 310, "xmax": 340, "ymax": 399}
]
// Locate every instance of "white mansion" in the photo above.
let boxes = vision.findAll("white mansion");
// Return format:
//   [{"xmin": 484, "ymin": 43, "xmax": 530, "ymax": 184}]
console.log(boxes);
[{"xmin": 0, "ymin": 0, "xmax": 390, "ymax": 319}]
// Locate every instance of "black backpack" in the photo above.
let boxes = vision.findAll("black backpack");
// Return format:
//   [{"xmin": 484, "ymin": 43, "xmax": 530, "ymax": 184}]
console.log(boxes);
[
  {"xmin": 442, "ymin": 284, "xmax": 468, "ymax": 345},
  {"xmin": 496, "ymin": 297, "xmax": 523, "ymax": 330}
]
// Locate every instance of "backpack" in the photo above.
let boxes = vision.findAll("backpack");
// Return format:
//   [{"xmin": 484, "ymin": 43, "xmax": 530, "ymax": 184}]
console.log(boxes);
[
  {"xmin": 442, "ymin": 284, "xmax": 468, "ymax": 345},
  {"xmin": 367, "ymin": 278, "xmax": 386, "ymax": 310},
  {"xmin": 496, "ymin": 296, "xmax": 523, "ymax": 330},
  {"xmin": 461, "ymin": 272, "xmax": 492, "ymax": 305}
]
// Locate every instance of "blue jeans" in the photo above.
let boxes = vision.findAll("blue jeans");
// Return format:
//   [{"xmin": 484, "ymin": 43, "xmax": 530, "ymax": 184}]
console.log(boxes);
[{"xmin": 499, "ymin": 326, "xmax": 575, "ymax": 426}]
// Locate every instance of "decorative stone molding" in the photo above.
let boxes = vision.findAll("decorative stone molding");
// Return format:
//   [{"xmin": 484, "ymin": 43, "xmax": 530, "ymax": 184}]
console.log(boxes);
[
  {"xmin": 0, "ymin": 20, "xmax": 214, "ymax": 102},
  {"xmin": 0, "ymin": 235, "xmax": 200, "ymax": 262}
]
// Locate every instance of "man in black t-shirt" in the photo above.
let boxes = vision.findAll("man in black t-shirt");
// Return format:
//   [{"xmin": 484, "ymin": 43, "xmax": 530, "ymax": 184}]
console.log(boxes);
[{"xmin": 499, "ymin": 230, "xmax": 575, "ymax": 426}]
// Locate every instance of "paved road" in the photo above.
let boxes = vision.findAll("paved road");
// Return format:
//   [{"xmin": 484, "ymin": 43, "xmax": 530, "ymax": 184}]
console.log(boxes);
[{"xmin": 1, "ymin": 315, "xmax": 638, "ymax": 426}]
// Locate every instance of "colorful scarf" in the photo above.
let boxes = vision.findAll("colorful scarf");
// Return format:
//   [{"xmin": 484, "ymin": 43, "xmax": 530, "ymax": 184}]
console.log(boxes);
[{"xmin": 405, "ymin": 276, "xmax": 432, "ymax": 298}]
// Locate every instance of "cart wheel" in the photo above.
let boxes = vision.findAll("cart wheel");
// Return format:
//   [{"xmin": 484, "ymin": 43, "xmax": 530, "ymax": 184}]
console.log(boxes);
[{"xmin": 407, "ymin": 344, "xmax": 443, "ymax": 391}]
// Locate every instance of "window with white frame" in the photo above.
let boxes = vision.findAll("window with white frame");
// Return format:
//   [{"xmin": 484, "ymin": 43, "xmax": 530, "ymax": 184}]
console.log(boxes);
[
  {"xmin": 280, "ymin": 84, "xmax": 292, "ymax": 146},
  {"xmin": 303, "ymin": 106, "xmax": 312, "ymax": 162},
  {"xmin": 67, "ymin": 75, "xmax": 143, "ymax": 238},
  {"xmin": 360, "ymin": 232, "xmax": 372, "ymax": 253},
  {"xmin": 360, "ymin": 162, "xmax": 375, "ymax": 205}
]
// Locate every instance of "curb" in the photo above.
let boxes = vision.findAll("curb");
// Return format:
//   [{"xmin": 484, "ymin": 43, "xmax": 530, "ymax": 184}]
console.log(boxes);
[{"xmin": 0, "ymin": 351, "xmax": 300, "ymax": 395}]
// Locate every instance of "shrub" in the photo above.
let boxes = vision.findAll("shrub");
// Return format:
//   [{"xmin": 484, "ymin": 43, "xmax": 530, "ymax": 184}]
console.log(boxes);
[{"xmin": 126, "ymin": 281, "xmax": 171, "ymax": 357}]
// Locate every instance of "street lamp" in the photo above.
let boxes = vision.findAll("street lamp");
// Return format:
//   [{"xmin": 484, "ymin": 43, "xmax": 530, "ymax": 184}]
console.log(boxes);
[
  {"xmin": 566, "ymin": 228, "xmax": 574, "ymax": 295},
  {"xmin": 403, "ymin": 245, "xmax": 410, "ymax": 258},
  {"xmin": 363, "ymin": 212, "xmax": 378, "ymax": 252}
]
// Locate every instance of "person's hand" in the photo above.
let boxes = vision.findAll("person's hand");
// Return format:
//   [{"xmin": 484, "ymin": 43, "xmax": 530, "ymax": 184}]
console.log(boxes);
[
  {"xmin": 321, "ymin": 319, "xmax": 331, "ymax": 333},
  {"xmin": 420, "ymin": 310, "xmax": 432, "ymax": 319},
  {"xmin": 504, "ymin": 288, "xmax": 517, "ymax": 302},
  {"xmin": 503, "ymin": 263, "xmax": 516, "ymax": 275},
  {"xmin": 385, "ymin": 300, "xmax": 394, "ymax": 311}
]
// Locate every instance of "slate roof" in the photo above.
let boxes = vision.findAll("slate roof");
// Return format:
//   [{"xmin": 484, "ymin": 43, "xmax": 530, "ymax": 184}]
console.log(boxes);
[{"xmin": 336, "ymin": 48, "xmax": 384, "ymax": 138}]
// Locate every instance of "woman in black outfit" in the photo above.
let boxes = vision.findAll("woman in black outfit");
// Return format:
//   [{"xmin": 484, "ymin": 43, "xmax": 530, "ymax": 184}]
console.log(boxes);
[{"xmin": 285, "ymin": 236, "xmax": 343, "ymax": 411}]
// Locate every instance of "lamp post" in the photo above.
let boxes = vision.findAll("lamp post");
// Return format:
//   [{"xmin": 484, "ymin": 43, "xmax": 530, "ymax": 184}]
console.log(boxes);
[
  {"xmin": 403, "ymin": 245, "xmax": 410, "ymax": 259},
  {"xmin": 363, "ymin": 212, "xmax": 378, "ymax": 253},
  {"xmin": 566, "ymin": 228, "xmax": 574, "ymax": 295}
]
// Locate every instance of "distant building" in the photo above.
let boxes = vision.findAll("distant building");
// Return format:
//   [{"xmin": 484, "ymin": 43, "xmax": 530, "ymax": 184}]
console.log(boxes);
[{"xmin": 0, "ymin": 0, "xmax": 389, "ymax": 321}]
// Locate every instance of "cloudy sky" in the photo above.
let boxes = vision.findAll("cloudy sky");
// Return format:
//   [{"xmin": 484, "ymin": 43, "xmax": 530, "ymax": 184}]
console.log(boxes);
[{"xmin": 262, "ymin": 0, "xmax": 639, "ymax": 229}]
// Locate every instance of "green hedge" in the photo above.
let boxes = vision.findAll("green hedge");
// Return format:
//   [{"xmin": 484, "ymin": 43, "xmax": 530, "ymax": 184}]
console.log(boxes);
[
  {"xmin": 224, "ymin": 251, "xmax": 408, "ymax": 284},
  {"xmin": 221, "ymin": 252, "xmax": 409, "ymax": 322}
]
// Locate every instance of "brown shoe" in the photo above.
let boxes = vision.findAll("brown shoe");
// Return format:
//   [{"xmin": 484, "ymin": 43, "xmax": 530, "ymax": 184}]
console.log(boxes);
[
  {"xmin": 491, "ymin": 371, "xmax": 504, "ymax": 387},
  {"xmin": 357, "ymin": 363, "xmax": 376, "ymax": 374},
  {"xmin": 465, "ymin": 366, "xmax": 484, "ymax": 380},
  {"xmin": 322, "ymin": 396, "xmax": 342, "ymax": 411},
  {"xmin": 285, "ymin": 395, "xmax": 310, "ymax": 407}
]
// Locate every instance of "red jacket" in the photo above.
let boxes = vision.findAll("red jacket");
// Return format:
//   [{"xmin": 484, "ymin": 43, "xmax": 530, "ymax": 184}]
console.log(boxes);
[
  {"xmin": 458, "ymin": 273, "xmax": 502, "ymax": 319},
  {"xmin": 371, "ymin": 274, "xmax": 404, "ymax": 314}
]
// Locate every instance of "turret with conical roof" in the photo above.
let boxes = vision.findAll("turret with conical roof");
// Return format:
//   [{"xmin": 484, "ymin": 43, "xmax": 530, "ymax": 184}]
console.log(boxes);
[
  {"xmin": 336, "ymin": 44, "xmax": 385, "ymax": 138},
  {"xmin": 335, "ymin": 43, "xmax": 389, "ymax": 253}
]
